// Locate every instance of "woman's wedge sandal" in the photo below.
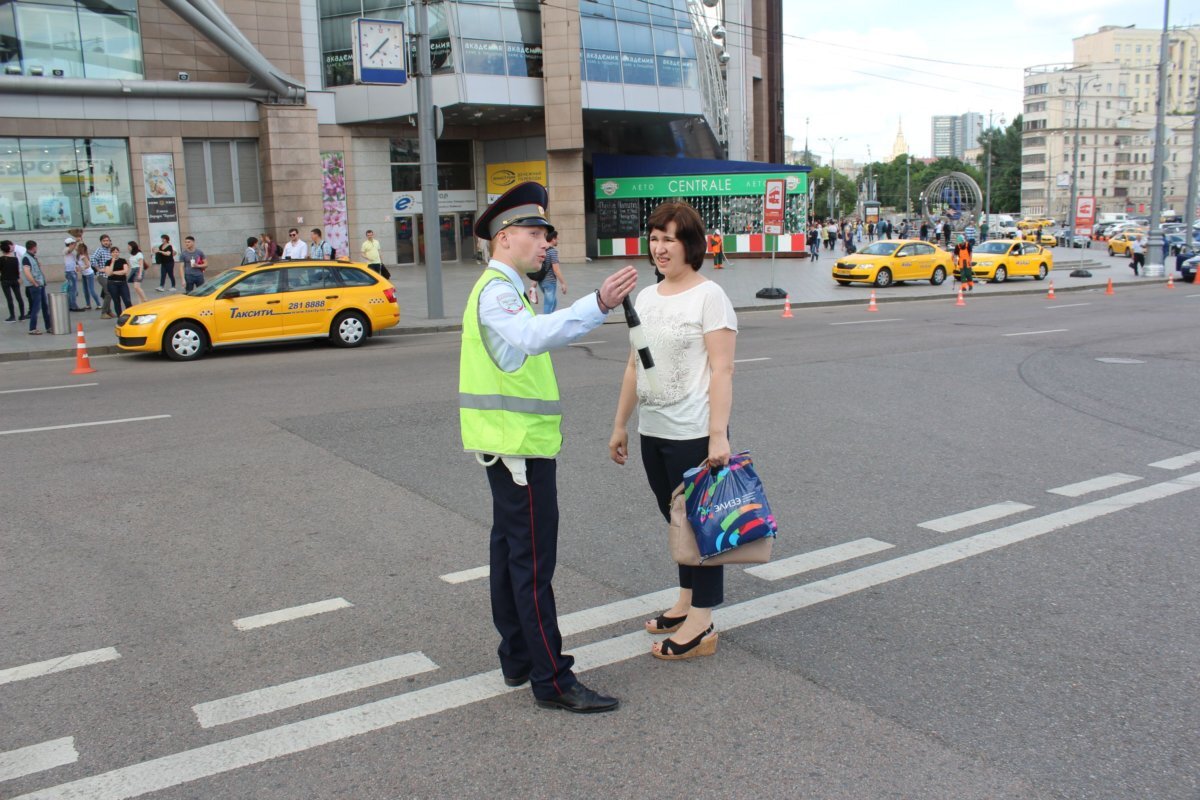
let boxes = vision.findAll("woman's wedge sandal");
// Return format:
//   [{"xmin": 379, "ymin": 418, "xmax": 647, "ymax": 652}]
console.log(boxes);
[
  {"xmin": 644, "ymin": 613, "xmax": 687, "ymax": 634},
  {"xmin": 652, "ymin": 624, "xmax": 717, "ymax": 660}
]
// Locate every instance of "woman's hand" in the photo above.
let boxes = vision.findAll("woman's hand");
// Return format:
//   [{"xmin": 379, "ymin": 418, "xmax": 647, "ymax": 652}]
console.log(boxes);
[
  {"xmin": 707, "ymin": 433, "xmax": 731, "ymax": 468},
  {"xmin": 609, "ymin": 428, "xmax": 628, "ymax": 465}
]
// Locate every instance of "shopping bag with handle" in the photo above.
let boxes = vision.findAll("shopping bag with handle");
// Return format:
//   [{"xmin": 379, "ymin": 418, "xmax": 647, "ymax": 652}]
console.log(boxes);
[{"xmin": 682, "ymin": 452, "xmax": 777, "ymax": 562}]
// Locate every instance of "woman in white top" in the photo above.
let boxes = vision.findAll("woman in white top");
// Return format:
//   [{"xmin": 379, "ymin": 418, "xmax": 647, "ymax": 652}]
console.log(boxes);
[
  {"xmin": 127, "ymin": 241, "xmax": 147, "ymax": 304},
  {"xmin": 609, "ymin": 201, "xmax": 737, "ymax": 660}
]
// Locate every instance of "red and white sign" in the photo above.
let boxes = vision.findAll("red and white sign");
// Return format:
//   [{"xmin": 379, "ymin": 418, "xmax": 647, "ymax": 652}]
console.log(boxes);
[
  {"xmin": 1074, "ymin": 195, "xmax": 1096, "ymax": 232},
  {"xmin": 763, "ymin": 178, "xmax": 785, "ymax": 235}
]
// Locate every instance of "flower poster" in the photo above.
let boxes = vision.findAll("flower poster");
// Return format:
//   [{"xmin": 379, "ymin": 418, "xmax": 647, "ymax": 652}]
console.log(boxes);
[{"xmin": 321, "ymin": 151, "xmax": 349, "ymax": 258}]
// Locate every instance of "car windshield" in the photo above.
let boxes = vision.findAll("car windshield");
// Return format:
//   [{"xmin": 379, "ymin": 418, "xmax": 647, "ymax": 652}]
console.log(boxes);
[
  {"xmin": 860, "ymin": 242, "xmax": 900, "ymax": 256},
  {"xmin": 188, "ymin": 269, "xmax": 244, "ymax": 297},
  {"xmin": 975, "ymin": 242, "xmax": 1009, "ymax": 254}
]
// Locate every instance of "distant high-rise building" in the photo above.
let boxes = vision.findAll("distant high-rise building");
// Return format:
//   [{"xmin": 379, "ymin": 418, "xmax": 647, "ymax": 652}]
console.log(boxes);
[{"xmin": 931, "ymin": 113, "xmax": 982, "ymax": 159}]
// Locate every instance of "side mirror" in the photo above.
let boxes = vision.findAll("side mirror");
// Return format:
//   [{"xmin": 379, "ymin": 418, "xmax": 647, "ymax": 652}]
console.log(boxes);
[{"xmin": 221, "ymin": 289, "xmax": 240, "ymax": 300}]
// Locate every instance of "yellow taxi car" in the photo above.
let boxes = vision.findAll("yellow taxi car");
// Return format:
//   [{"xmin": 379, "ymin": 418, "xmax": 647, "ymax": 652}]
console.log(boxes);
[
  {"xmin": 832, "ymin": 239, "xmax": 952, "ymax": 287},
  {"xmin": 1106, "ymin": 230, "xmax": 1145, "ymax": 256},
  {"xmin": 115, "ymin": 259, "xmax": 400, "ymax": 361},
  {"xmin": 956, "ymin": 240, "xmax": 1054, "ymax": 283},
  {"xmin": 1021, "ymin": 230, "xmax": 1058, "ymax": 247}
]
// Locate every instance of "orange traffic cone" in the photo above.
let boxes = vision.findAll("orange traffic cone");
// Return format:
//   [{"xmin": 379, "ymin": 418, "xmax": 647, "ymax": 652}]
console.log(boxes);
[
  {"xmin": 781, "ymin": 294, "xmax": 794, "ymax": 318},
  {"xmin": 867, "ymin": 290, "xmax": 878, "ymax": 312},
  {"xmin": 955, "ymin": 286, "xmax": 966, "ymax": 307},
  {"xmin": 1047, "ymin": 281, "xmax": 1056, "ymax": 299},
  {"xmin": 1105, "ymin": 278, "xmax": 1114, "ymax": 295},
  {"xmin": 72, "ymin": 322, "xmax": 96, "ymax": 375},
  {"xmin": 1167, "ymin": 273, "xmax": 1175, "ymax": 289}
]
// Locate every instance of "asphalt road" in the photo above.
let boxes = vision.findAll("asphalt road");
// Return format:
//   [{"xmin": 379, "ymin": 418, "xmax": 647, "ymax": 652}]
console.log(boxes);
[{"xmin": 2, "ymin": 283, "xmax": 1198, "ymax": 799}]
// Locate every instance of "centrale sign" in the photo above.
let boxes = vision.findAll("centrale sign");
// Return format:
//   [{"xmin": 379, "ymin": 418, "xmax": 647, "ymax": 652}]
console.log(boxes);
[{"xmin": 595, "ymin": 172, "xmax": 807, "ymax": 199}]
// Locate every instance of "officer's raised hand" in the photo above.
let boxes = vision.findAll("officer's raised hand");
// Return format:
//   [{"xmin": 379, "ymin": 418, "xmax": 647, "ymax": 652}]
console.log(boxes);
[{"xmin": 598, "ymin": 265, "xmax": 638, "ymax": 311}]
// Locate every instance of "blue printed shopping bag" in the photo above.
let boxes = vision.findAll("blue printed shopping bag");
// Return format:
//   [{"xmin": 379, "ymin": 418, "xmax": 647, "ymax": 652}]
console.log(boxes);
[{"xmin": 682, "ymin": 452, "xmax": 778, "ymax": 561}]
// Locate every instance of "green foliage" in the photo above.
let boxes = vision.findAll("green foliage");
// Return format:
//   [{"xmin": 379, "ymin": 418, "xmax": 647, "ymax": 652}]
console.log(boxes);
[
  {"xmin": 807, "ymin": 165, "xmax": 858, "ymax": 219},
  {"xmin": 974, "ymin": 115, "xmax": 1022, "ymax": 213}
]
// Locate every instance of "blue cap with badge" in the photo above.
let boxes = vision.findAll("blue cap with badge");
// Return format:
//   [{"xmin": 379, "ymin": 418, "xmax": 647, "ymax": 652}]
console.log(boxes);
[{"xmin": 474, "ymin": 181, "xmax": 552, "ymax": 241}]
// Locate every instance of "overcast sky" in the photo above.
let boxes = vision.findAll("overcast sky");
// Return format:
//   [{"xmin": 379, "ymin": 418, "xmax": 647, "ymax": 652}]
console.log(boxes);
[{"xmin": 779, "ymin": 0, "xmax": 1195, "ymax": 163}]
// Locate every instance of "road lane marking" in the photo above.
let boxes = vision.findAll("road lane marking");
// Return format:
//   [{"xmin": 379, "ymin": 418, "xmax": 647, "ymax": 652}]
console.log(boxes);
[
  {"xmin": 733, "ymin": 357, "xmax": 771, "ymax": 363},
  {"xmin": 1186, "ymin": 293, "xmax": 1200, "ymax": 298},
  {"xmin": 918, "ymin": 501, "xmax": 1033, "ymax": 533},
  {"xmin": 1048, "ymin": 473, "xmax": 1141, "ymax": 497},
  {"xmin": 0, "ymin": 647, "xmax": 121, "ymax": 686},
  {"xmin": 232, "ymin": 598, "xmax": 352, "ymax": 631},
  {"xmin": 1149, "ymin": 450, "xmax": 1200, "ymax": 470},
  {"xmin": 558, "ymin": 588, "xmax": 678, "ymax": 637},
  {"xmin": 19, "ymin": 471, "xmax": 1200, "ymax": 800},
  {"xmin": 745, "ymin": 538, "xmax": 894, "ymax": 581},
  {"xmin": 0, "ymin": 383, "xmax": 98, "ymax": 395},
  {"xmin": 829, "ymin": 318, "xmax": 902, "ymax": 325},
  {"xmin": 568, "ymin": 340, "xmax": 606, "ymax": 347},
  {"xmin": 0, "ymin": 416, "xmax": 171, "ymax": 436},
  {"xmin": 1046, "ymin": 303, "xmax": 1091, "ymax": 309},
  {"xmin": 0, "ymin": 738, "xmax": 78, "ymax": 783},
  {"xmin": 439, "ymin": 566, "xmax": 489, "ymax": 584},
  {"xmin": 1002, "ymin": 329, "xmax": 1067, "ymax": 337},
  {"xmin": 193, "ymin": 653, "xmax": 438, "ymax": 728}
]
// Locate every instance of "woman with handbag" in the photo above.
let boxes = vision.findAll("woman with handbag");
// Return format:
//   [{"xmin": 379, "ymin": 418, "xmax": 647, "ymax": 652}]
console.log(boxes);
[{"xmin": 608, "ymin": 201, "xmax": 737, "ymax": 660}]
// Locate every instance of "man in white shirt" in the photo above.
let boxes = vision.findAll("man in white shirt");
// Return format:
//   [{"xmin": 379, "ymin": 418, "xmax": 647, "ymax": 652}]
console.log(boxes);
[
  {"xmin": 461, "ymin": 182, "xmax": 636, "ymax": 714},
  {"xmin": 282, "ymin": 228, "xmax": 308, "ymax": 260}
]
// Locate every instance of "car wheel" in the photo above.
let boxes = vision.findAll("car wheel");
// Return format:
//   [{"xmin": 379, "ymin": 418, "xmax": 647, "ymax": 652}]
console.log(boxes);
[
  {"xmin": 836, "ymin": 280, "xmax": 851, "ymax": 286},
  {"xmin": 331, "ymin": 310, "xmax": 368, "ymax": 347},
  {"xmin": 930, "ymin": 266, "xmax": 946, "ymax": 286},
  {"xmin": 994, "ymin": 265, "xmax": 1008, "ymax": 283},
  {"xmin": 1036, "ymin": 263, "xmax": 1048, "ymax": 280},
  {"xmin": 164, "ymin": 321, "xmax": 207, "ymax": 361},
  {"xmin": 874, "ymin": 268, "xmax": 893, "ymax": 288},
  {"xmin": 1108, "ymin": 246, "xmax": 1115, "ymax": 256}
]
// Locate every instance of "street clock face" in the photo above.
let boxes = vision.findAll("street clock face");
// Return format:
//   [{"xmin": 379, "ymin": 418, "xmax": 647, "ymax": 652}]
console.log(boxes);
[{"xmin": 357, "ymin": 20, "xmax": 404, "ymax": 70}]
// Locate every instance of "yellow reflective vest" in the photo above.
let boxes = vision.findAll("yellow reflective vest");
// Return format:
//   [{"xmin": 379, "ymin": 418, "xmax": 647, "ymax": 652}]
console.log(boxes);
[{"xmin": 459, "ymin": 269, "xmax": 563, "ymax": 457}]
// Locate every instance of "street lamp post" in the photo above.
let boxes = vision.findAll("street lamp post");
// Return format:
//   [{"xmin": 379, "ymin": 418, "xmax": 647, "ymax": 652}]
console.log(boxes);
[
  {"xmin": 983, "ymin": 110, "xmax": 1006, "ymax": 235},
  {"xmin": 905, "ymin": 149, "xmax": 911, "ymax": 222},
  {"xmin": 1060, "ymin": 72, "xmax": 1099, "ymax": 253},
  {"xmin": 821, "ymin": 136, "xmax": 846, "ymax": 219},
  {"xmin": 1146, "ymin": 0, "xmax": 1171, "ymax": 276}
]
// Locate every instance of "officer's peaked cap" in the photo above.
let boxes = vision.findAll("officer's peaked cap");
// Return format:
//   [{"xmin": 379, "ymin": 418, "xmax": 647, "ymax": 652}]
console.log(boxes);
[{"xmin": 475, "ymin": 181, "xmax": 552, "ymax": 241}]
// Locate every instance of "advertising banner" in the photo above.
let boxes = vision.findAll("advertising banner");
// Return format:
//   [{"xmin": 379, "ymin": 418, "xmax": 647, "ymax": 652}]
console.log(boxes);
[
  {"xmin": 321, "ymin": 151, "xmax": 349, "ymax": 257},
  {"xmin": 486, "ymin": 161, "xmax": 547, "ymax": 203},
  {"xmin": 763, "ymin": 179, "xmax": 785, "ymax": 235},
  {"xmin": 596, "ymin": 172, "xmax": 807, "ymax": 199},
  {"xmin": 1074, "ymin": 195, "xmax": 1095, "ymax": 232},
  {"xmin": 141, "ymin": 153, "xmax": 180, "ymax": 252}
]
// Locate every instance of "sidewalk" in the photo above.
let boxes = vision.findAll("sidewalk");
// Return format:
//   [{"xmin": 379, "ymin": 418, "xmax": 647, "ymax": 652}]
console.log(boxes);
[{"xmin": 0, "ymin": 247, "xmax": 1172, "ymax": 362}]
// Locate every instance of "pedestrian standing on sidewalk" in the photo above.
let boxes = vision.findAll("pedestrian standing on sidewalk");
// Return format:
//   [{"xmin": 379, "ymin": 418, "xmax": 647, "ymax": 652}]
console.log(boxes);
[
  {"xmin": 537, "ymin": 229, "xmax": 565, "ymax": 313},
  {"xmin": 180, "ymin": 236, "xmax": 207, "ymax": 292},
  {"xmin": 21, "ymin": 241, "xmax": 50, "ymax": 334},
  {"xmin": 128, "ymin": 242, "xmax": 148, "ymax": 305},
  {"xmin": 282, "ymin": 228, "xmax": 308, "ymax": 260},
  {"xmin": 1, "ymin": 240, "xmax": 25, "ymax": 321},
  {"xmin": 105, "ymin": 246, "xmax": 132, "ymax": 315},
  {"xmin": 63, "ymin": 236, "xmax": 82, "ymax": 311},
  {"xmin": 361, "ymin": 229, "xmax": 383, "ymax": 274},
  {"xmin": 964, "ymin": 221, "xmax": 978, "ymax": 251},
  {"xmin": 155, "ymin": 234, "xmax": 177, "ymax": 292},
  {"xmin": 308, "ymin": 228, "xmax": 332, "ymax": 260},
  {"xmin": 77, "ymin": 243, "xmax": 99, "ymax": 310},
  {"xmin": 92, "ymin": 234, "xmax": 114, "ymax": 316},
  {"xmin": 808, "ymin": 223, "xmax": 820, "ymax": 261},
  {"xmin": 1130, "ymin": 236, "xmax": 1145, "ymax": 275},
  {"xmin": 242, "ymin": 236, "xmax": 259, "ymax": 265}
]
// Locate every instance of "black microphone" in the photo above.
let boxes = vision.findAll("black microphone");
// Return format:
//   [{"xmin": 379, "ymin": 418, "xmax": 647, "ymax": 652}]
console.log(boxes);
[{"xmin": 622, "ymin": 296, "xmax": 661, "ymax": 394}]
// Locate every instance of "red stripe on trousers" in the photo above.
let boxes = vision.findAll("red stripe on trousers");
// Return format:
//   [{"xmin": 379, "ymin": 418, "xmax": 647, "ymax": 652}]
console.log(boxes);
[{"xmin": 527, "ymin": 483, "xmax": 563, "ymax": 696}]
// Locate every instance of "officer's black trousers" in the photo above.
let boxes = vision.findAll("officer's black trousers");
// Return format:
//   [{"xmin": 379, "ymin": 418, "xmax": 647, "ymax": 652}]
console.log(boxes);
[{"xmin": 486, "ymin": 457, "xmax": 577, "ymax": 701}]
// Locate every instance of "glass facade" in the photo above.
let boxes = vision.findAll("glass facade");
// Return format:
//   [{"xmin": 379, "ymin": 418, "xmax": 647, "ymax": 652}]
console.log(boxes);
[
  {"xmin": 317, "ymin": 0, "xmax": 699, "ymax": 88},
  {"xmin": 0, "ymin": 0, "xmax": 143, "ymax": 79},
  {"xmin": 0, "ymin": 137, "xmax": 133, "ymax": 230},
  {"xmin": 580, "ymin": 0, "xmax": 698, "ymax": 88},
  {"xmin": 389, "ymin": 138, "xmax": 473, "ymax": 191}
]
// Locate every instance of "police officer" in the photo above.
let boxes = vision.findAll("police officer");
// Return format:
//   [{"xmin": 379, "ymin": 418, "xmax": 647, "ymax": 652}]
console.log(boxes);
[{"xmin": 461, "ymin": 182, "xmax": 637, "ymax": 713}]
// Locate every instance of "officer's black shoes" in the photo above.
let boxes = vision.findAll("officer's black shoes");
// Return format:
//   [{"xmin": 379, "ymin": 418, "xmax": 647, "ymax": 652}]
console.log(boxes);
[
  {"xmin": 503, "ymin": 672, "xmax": 531, "ymax": 688},
  {"xmin": 535, "ymin": 682, "xmax": 619, "ymax": 714}
]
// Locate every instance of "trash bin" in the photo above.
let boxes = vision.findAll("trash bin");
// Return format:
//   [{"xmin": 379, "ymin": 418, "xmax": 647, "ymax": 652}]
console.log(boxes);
[{"xmin": 48, "ymin": 290, "xmax": 72, "ymax": 335}]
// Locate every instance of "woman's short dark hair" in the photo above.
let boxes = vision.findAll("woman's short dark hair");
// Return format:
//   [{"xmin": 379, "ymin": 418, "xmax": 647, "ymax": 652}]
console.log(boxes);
[{"xmin": 646, "ymin": 201, "xmax": 707, "ymax": 271}]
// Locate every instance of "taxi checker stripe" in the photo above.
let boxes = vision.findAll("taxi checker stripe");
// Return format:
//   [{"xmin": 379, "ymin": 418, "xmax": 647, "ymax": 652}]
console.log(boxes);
[{"xmin": 459, "ymin": 393, "xmax": 561, "ymax": 415}]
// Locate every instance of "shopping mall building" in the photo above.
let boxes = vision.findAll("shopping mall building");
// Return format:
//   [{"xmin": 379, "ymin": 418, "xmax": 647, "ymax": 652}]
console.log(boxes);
[{"xmin": 0, "ymin": 0, "xmax": 788, "ymax": 273}]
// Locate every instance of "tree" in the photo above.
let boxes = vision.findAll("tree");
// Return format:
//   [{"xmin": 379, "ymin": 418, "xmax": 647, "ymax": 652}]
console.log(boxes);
[
  {"xmin": 807, "ymin": 165, "xmax": 858, "ymax": 220},
  {"xmin": 975, "ymin": 115, "xmax": 1022, "ymax": 214}
]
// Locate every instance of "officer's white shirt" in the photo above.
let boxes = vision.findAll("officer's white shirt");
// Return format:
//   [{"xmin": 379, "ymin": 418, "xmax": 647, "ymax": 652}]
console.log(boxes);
[{"xmin": 478, "ymin": 258, "xmax": 608, "ymax": 373}]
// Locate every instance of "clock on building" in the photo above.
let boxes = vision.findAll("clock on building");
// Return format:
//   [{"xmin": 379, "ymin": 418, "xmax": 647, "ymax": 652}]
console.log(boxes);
[{"xmin": 353, "ymin": 18, "xmax": 408, "ymax": 85}]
